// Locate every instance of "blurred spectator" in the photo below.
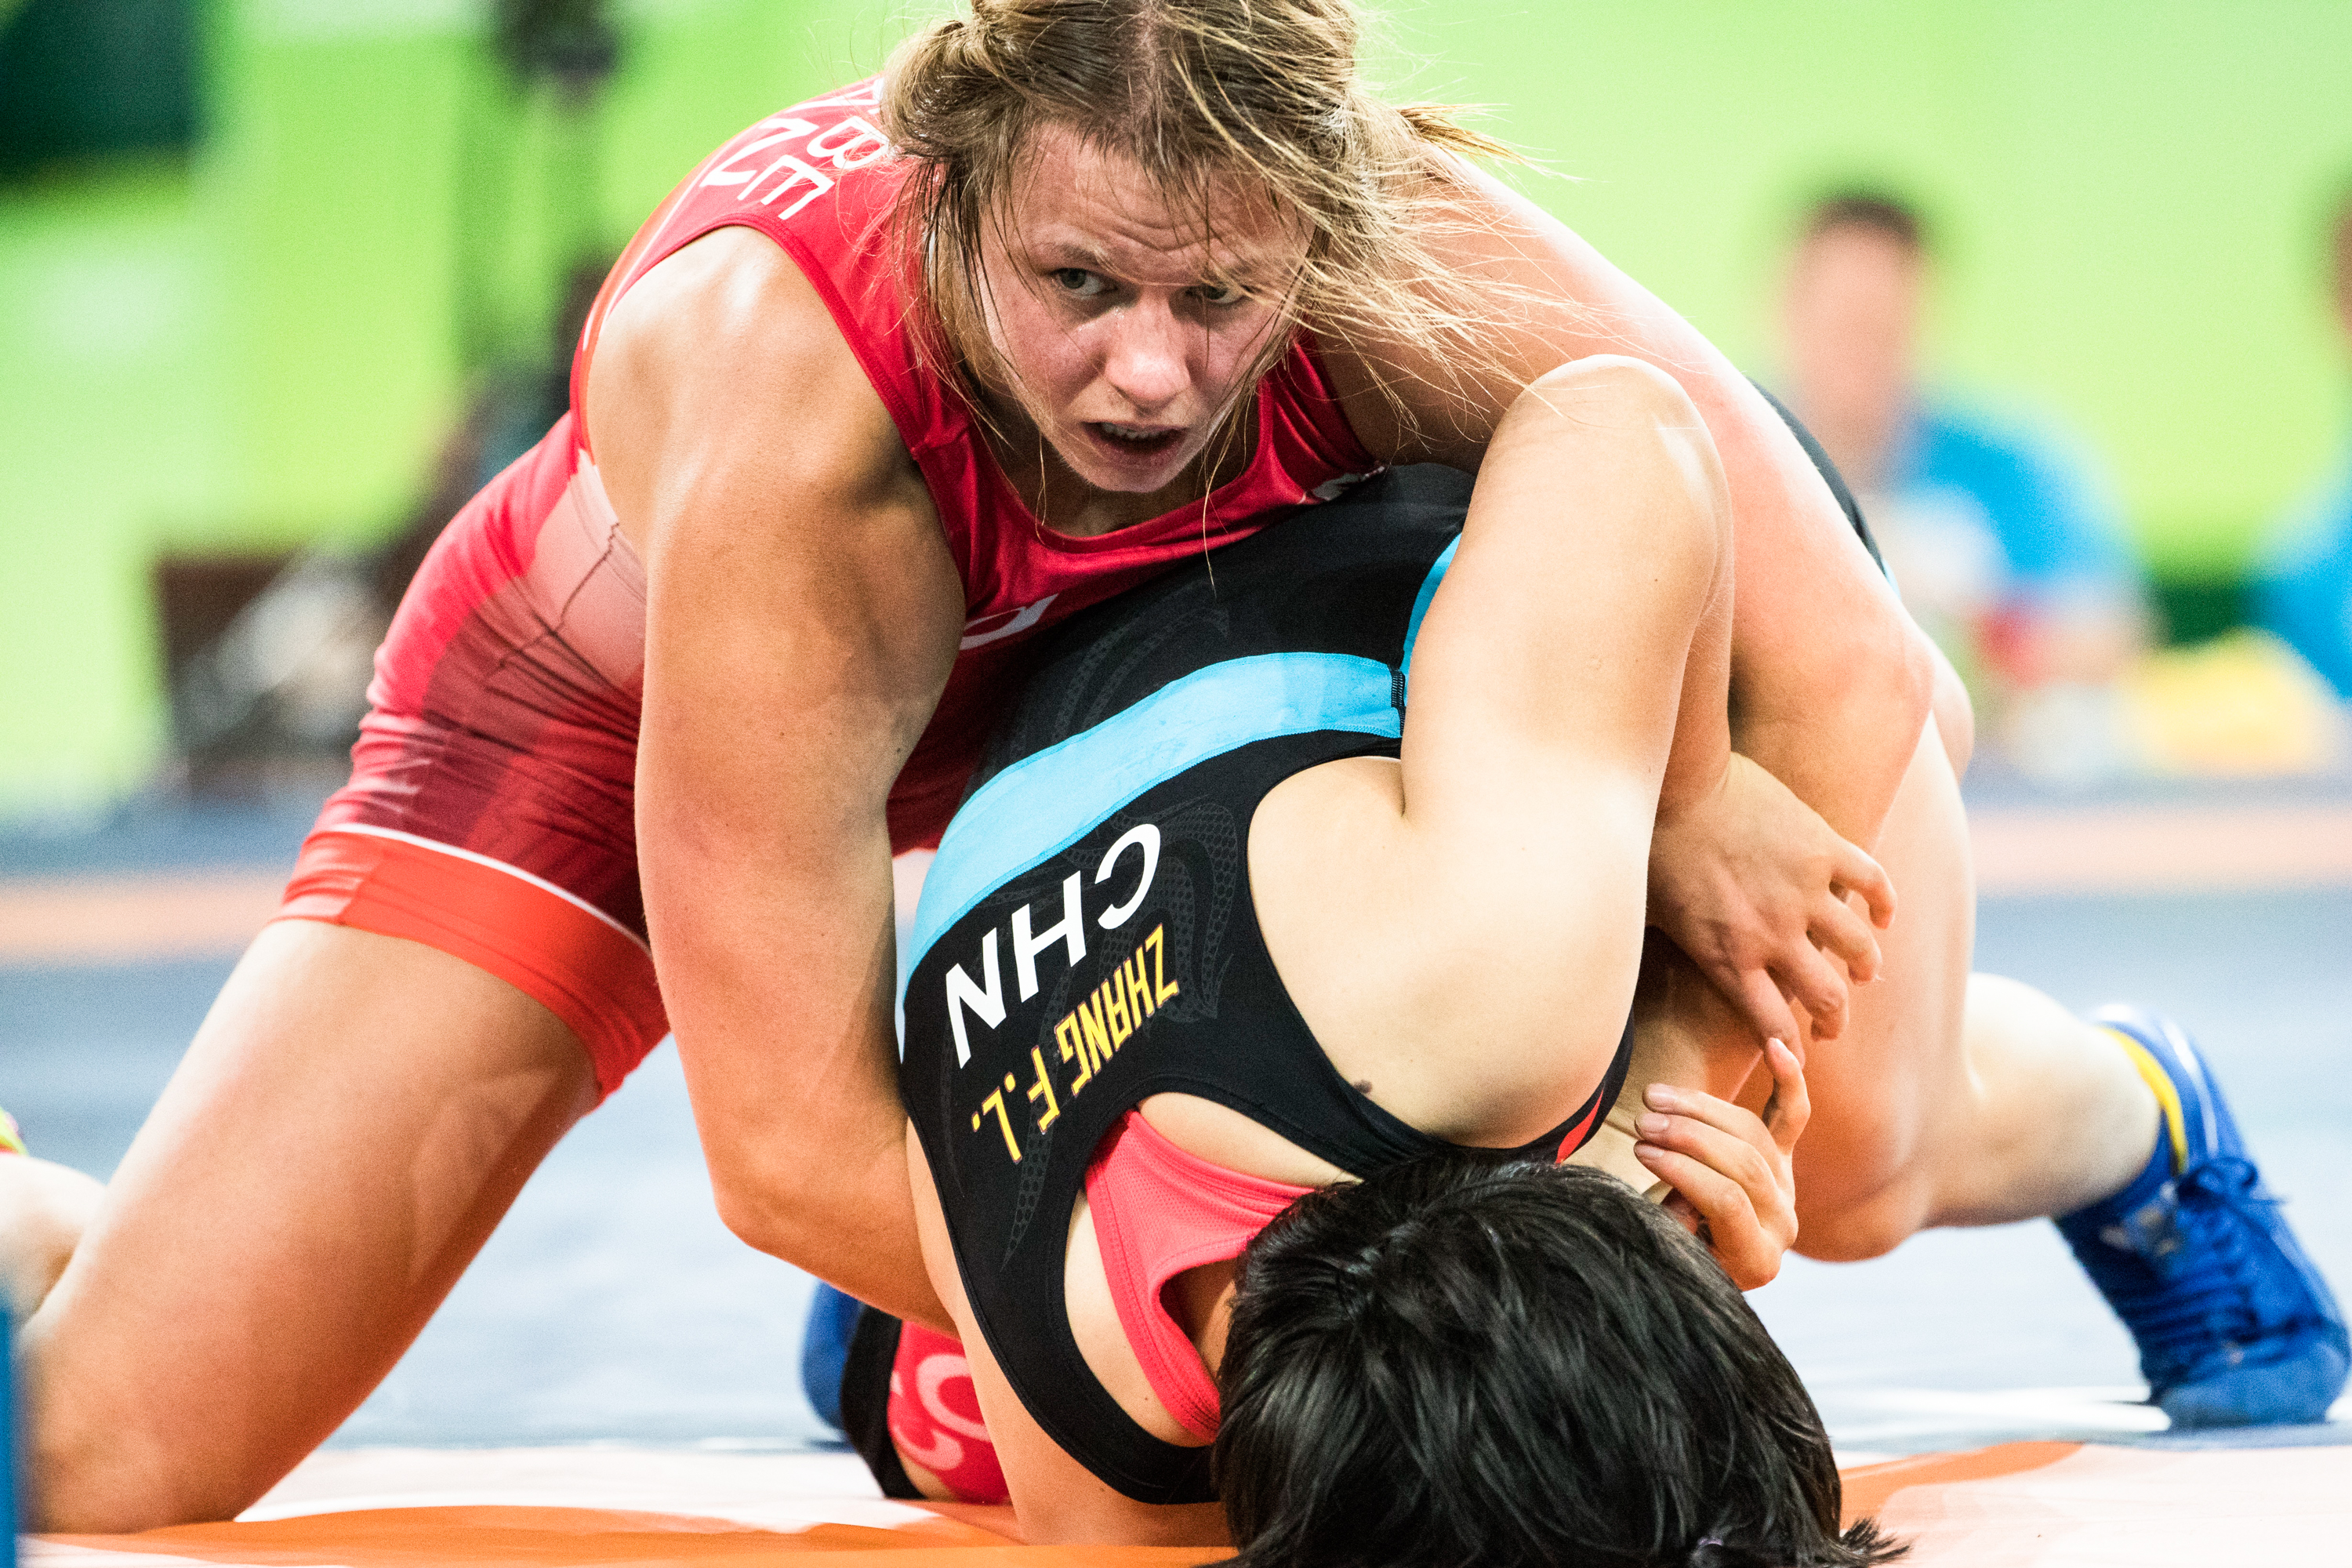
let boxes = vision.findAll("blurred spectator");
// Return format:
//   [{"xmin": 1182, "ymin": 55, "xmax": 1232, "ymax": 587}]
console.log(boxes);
[
  {"xmin": 1780, "ymin": 191, "xmax": 2151, "ymax": 783},
  {"xmin": 2253, "ymin": 180, "xmax": 2352, "ymax": 702}
]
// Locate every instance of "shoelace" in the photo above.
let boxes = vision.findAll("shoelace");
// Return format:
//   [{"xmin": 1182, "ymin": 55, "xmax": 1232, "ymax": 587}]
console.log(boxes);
[{"xmin": 2104, "ymin": 1156, "xmax": 2278, "ymax": 1380}]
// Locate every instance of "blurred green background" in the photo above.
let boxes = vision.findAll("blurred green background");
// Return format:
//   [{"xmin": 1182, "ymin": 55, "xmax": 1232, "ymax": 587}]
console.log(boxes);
[{"xmin": 4, "ymin": 0, "xmax": 2349, "ymax": 820}]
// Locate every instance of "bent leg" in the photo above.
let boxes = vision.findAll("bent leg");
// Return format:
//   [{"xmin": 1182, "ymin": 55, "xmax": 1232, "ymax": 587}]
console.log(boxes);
[
  {"xmin": 21, "ymin": 919, "xmax": 597, "ymax": 1531},
  {"xmin": 1623, "ymin": 717, "xmax": 2157, "ymax": 1261},
  {"xmin": 1635, "ymin": 716, "xmax": 2344, "ymax": 1423},
  {"xmin": 0, "ymin": 1152, "xmax": 103, "ymax": 1319},
  {"xmin": 1780, "ymin": 719, "xmax": 2157, "ymax": 1258}
]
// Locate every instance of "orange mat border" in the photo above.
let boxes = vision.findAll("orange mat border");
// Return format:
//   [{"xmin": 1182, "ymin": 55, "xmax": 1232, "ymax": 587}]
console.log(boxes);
[
  {"xmin": 1837, "ymin": 1439, "xmax": 2081, "ymax": 1526},
  {"xmin": 34, "ymin": 1445, "xmax": 2085, "ymax": 1568},
  {"xmin": 38, "ymin": 1503, "xmax": 1215, "ymax": 1567}
]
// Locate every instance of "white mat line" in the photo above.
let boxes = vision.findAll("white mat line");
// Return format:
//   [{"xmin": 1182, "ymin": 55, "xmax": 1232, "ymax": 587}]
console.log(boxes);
[
  {"xmin": 240, "ymin": 1489, "xmax": 938, "ymax": 1531},
  {"xmin": 23, "ymin": 1545, "xmax": 256, "ymax": 1568}
]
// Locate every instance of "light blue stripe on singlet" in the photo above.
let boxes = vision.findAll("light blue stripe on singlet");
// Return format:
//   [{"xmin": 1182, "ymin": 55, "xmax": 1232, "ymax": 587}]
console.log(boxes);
[
  {"xmin": 1397, "ymin": 536, "xmax": 1460, "ymax": 693},
  {"xmin": 907, "ymin": 652, "xmax": 1403, "ymax": 975}
]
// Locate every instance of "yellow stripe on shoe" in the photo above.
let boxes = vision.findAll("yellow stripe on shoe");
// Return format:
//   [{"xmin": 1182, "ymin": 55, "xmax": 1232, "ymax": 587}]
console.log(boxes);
[
  {"xmin": 0, "ymin": 1108, "xmax": 24, "ymax": 1157},
  {"xmin": 2104, "ymin": 1027, "xmax": 2188, "ymax": 1177}
]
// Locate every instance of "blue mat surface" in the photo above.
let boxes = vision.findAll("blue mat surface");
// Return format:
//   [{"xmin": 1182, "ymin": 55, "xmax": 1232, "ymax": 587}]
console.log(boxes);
[{"xmin": 4, "ymin": 800, "xmax": 2347, "ymax": 1454}]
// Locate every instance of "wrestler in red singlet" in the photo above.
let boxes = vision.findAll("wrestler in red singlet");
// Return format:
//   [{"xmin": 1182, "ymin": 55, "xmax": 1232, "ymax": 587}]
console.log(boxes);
[{"xmin": 278, "ymin": 79, "xmax": 1377, "ymax": 1096}]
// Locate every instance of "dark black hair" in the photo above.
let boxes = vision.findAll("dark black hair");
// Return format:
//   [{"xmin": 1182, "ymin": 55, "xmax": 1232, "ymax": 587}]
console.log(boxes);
[
  {"xmin": 1214, "ymin": 1159, "xmax": 1905, "ymax": 1568},
  {"xmin": 1802, "ymin": 191, "xmax": 1927, "ymax": 255}
]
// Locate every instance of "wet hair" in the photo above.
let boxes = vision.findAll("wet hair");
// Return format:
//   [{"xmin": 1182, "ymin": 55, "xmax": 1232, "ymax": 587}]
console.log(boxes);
[
  {"xmin": 1802, "ymin": 191, "xmax": 1927, "ymax": 256},
  {"xmin": 1215, "ymin": 1158, "xmax": 1906, "ymax": 1568},
  {"xmin": 879, "ymin": 0, "xmax": 1524, "ymax": 439}
]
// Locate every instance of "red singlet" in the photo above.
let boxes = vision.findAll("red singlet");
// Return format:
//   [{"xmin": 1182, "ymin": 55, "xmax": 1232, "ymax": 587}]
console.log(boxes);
[{"xmin": 278, "ymin": 79, "xmax": 1377, "ymax": 1095}]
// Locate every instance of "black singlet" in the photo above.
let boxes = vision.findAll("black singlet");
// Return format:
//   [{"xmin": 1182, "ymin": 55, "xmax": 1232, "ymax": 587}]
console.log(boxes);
[{"xmin": 899, "ymin": 466, "xmax": 1635, "ymax": 1504}]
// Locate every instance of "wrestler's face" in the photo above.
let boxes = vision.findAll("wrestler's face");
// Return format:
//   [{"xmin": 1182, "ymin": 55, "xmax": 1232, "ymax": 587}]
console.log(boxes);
[{"xmin": 978, "ymin": 125, "xmax": 1304, "ymax": 498}]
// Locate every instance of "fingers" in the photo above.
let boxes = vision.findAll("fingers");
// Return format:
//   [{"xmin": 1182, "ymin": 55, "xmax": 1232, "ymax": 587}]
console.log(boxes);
[
  {"xmin": 1811, "ymin": 893, "xmax": 1882, "ymax": 984},
  {"xmin": 1773, "ymin": 942, "xmax": 1849, "ymax": 1042},
  {"xmin": 1633, "ymin": 1076, "xmax": 1802, "ymax": 1290},
  {"xmin": 1730, "ymin": 965, "xmax": 1806, "ymax": 1054},
  {"xmin": 1639, "ymin": 1081, "xmax": 1777, "ymax": 1171},
  {"xmin": 1834, "ymin": 840, "xmax": 1896, "ymax": 929},
  {"xmin": 1759, "ymin": 1036, "xmax": 1811, "ymax": 1153},
  {"xmin": 1633, "ymin": 1140, "xmax": 1780, "ymax": 1288}
]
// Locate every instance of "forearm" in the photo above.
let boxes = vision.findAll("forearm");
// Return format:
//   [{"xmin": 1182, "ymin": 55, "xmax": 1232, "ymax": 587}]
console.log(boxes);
[
  {"xmin": 637, "ymin": 590, "xmax": 956, "ymax": 1331},
  {"xmin": 651, "ymin": 843, "xmax": 952, "ymax": 1331}
]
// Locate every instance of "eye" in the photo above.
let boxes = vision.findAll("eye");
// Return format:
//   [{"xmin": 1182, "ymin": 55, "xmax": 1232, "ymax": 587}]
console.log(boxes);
[
  {"xmin": 1192, "ymin": 281, "xmax": 1250, "ymax": 307},
  {"xmin": 1051, "ymin": 267, "xmax": 1111, "ymax": 298}
]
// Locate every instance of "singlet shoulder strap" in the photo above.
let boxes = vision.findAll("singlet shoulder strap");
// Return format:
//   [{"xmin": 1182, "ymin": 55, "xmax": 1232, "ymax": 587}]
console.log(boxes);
[{"xmin": 569, "ymin": 81, "xmax": 937, "ymax": 466}]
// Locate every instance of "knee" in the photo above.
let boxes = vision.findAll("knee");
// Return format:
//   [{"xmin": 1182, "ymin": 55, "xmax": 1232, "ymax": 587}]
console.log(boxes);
[
  {"xmin": 1, "ymin": 1155, "xmax": 101, "ymax": 1319},
  {"xmin": 20, "ymin": 1308, "xmax": 289, "ymax": 1532},
  {"xmin": 24, "ymin": 1374, "xmax": 247, "ymax": 1532},
  {"xmin": 1792, "ymin": 1181, "xmax": 1930, "ymax": 1264}
]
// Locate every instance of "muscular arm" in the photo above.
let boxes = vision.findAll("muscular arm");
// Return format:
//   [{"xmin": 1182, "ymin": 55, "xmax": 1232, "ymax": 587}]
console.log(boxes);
[
  {"xmin": 1257, "ymin": 358, "xmax": 1732, "ymax": 1145},
  {"xmin": 590, "ymin": 229, "xmax": 960, "ymax": 1330},
  {"xmin": 1326, "ymin": 161, "xmax": 1933, "ymax": 850}
]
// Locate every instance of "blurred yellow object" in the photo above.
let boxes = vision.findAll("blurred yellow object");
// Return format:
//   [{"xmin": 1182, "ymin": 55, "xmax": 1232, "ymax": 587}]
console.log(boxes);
[{"xmin": 2122, "ymin": 629, "xmax": 2349, "ymax": 777}]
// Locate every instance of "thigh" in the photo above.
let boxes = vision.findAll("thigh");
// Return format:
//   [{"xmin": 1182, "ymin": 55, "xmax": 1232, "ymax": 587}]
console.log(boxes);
[
  {"xmin": 1783, "ymin": 717, "xmax": 1976, "ymax": 1258},
  {"xmin": 1617, "ymin": 717, "xmax": 1978, "ymax": 1259},
  {"xmin": 22, "ymin": 919, "xmax": 597, "ymax": 1531}
]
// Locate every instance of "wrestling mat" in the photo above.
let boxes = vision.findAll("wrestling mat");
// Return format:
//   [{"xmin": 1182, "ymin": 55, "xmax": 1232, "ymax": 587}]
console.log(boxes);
[{"xmin": 23, "ymin": 1436, "xmax": 2349, "ymax": 1567}]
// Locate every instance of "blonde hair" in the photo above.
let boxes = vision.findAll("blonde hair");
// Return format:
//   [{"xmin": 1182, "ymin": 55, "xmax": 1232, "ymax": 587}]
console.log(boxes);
[{"xmin": 880, "ymin": 0, "xmax": 1521, "ymax": 441}]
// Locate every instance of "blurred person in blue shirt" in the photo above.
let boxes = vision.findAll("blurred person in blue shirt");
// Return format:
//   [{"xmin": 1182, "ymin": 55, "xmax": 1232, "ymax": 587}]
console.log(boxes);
[
  {"xmin": 2254, "ymin": 183, "xmax": 2352, "ymax": 700},
  {"xmin": 1780, "ymin": 192, "xmax": 2150, "ymax": 781}
]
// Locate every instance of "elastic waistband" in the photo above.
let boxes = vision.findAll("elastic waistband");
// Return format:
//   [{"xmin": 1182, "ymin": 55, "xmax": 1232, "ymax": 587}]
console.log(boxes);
[{"xmin": 277, "ymin": 828, "xmax": 669, "ymax": 1100}]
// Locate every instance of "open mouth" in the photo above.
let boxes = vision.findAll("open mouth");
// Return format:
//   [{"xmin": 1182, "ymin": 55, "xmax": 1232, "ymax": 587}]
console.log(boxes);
[{"xmin": 1084, "ymin": 422, "xmax": 1185, "ymax": 460}]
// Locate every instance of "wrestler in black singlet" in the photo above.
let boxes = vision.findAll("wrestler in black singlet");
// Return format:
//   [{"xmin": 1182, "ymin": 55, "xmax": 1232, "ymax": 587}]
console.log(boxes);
[{"xmin": 896, "ymin": 466, "xmax": 1636, "ymax": 1503}]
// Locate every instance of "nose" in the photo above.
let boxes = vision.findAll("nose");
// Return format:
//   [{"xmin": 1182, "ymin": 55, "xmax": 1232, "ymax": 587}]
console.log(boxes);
[{"xmin": 1097, "ymin": 297, "xmax": 1192, "ymax": 416}]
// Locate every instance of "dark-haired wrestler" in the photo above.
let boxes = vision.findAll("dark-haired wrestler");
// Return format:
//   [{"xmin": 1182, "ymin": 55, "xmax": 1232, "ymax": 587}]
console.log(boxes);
[
  {"xmin": 879, "ymin": 362, "xmax": 1869, "ymax": 1559},
  {"xmin": 865, "ymin": 359, "xmax": 2340, "ymax": 1557}
]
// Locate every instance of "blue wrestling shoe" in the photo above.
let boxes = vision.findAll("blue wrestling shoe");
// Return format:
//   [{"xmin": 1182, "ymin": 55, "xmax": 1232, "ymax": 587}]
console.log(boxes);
[
  {"xmin": 799, "ymin": 1282, "xmax": 865, "ymax": 1433},
  {"xmin": 2056, "ymin": 1006, "xmax": 2348, "ymax": 1428}
]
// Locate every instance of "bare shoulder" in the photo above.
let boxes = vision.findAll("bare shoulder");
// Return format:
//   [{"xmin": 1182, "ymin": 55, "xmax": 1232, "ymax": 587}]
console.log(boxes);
[
  {"xmin": 585, "ymin": 226, "xmax": 925, "ymax": 556},
  {"xmin": 1316, "ymin": 154, "xmax": 1704, "ymax": 470}
]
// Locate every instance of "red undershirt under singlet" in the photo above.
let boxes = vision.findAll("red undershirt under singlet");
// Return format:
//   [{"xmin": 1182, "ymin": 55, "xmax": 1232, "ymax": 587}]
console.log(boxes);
[{"xmin": 1086, "ymin": 1110, "xmax": 1311, "ymax": 1443}]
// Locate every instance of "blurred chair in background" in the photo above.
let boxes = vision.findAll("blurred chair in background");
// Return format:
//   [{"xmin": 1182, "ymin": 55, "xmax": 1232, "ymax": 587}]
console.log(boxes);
[
  {"xmin": 1780, "ymin": 191, "xmax": 2151, "ymax": 785},
  {"xmin": 148, "ymin": 0, "xmax": 622, "ymax": 804},
  {"xmin": 160, "ymin": 255, "xmax": 612, "ymax": 798},
  {"xmin": 2254, "ymin": 178, "xmax": 2352, "ymax": 705}
]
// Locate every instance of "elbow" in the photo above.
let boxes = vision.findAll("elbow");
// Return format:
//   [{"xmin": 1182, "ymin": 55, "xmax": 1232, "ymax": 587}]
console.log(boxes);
[
  {"xmin": 707, "ymin": 1150, "xmax": 795, "ymax": 1261},
  {"xmin": 1511, "ymin": 355, "xmax": 1732, "ymax": 574},
  {"xmin": 1835, "ymin": 590, "xmax": 1937, "ymax": 747},
  {"xmin": 702, "ymin": 1123, "xmax": 832, "ymax": 1263},
  {"xmin": 1879, "ymin": 613, "xmax": 1939, "ymax": 739}
]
